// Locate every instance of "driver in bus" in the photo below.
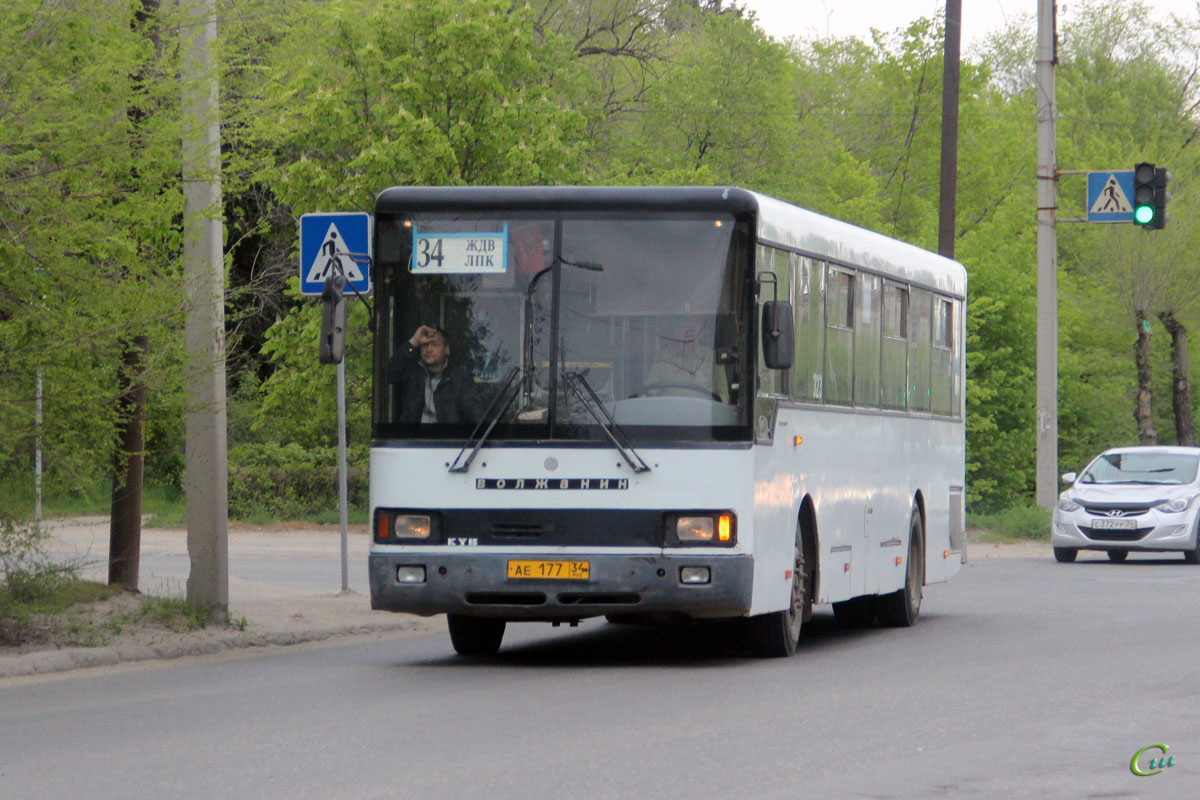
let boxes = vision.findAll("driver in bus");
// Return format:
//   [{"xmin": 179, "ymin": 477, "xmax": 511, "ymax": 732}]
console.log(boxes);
[{"xmin": 388, "ymin": 324, "xmax": 485, "ymax": 424}]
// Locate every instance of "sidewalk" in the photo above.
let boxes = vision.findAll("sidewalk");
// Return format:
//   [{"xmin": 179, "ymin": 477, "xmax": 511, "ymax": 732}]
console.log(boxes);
[{"xmin": 0, "ymin": 517, "xmax": 443, "ymax": 679}]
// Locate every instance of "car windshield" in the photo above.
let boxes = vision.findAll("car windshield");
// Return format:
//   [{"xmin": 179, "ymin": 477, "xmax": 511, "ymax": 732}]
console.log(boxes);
[{"xmin": 1079, "ymin": 452, "xmax": 1200, "ymax": 485}]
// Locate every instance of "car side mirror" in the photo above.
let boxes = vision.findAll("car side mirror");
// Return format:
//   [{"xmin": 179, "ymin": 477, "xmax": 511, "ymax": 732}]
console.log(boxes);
[
  {"xmin": 761, "ymin": 301, "xmax": 793, "ymax": 370},
  {"xmin": 319, "ymin": 273, "xmax": 346, "ymax": 365},
  {"xmin": 1061, "ymin": 472, "xmax": 1077, "ymax": 484}
]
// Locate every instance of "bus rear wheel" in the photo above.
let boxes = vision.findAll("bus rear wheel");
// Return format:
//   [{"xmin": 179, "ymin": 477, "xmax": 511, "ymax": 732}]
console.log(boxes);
[
  {"xmin": 447, "ymin": 614, "xmax": 506, "ymax": 656},
  {"xmin": 876, "ymin": 510, "xmax": 923, "ymax": 628}
]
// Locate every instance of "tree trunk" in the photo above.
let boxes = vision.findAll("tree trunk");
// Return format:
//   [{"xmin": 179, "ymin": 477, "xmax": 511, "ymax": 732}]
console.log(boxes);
[
  {"xmin": 109, "ymin": 335, "xmax": 148, "ymax": 590},
  {"xmin": 1134, "ymin": 312, "xmax": 1156, "ymax": 445},
  {"xmin": 1159, "ymin": 311, "xmax": 1196, "ymax": 446}
]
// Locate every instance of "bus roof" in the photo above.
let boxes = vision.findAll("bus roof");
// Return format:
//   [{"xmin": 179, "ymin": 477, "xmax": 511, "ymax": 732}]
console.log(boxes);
[{"xmin": 374, "ymin": 185, "xmax": 966, "ymax": 296}]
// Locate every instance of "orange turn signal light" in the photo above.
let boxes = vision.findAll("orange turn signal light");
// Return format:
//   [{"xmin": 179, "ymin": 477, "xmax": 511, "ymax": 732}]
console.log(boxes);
[{"xmin": 717, "ymin": 514, "xmax": 732, "ymax": 542}]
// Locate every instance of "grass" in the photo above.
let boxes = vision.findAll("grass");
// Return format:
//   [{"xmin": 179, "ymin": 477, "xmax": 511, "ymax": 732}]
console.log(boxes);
[
  {"xmin": 967, "ymin": 504, "xmax": 1052, "ymax": 542},
  {"xmin": 0, "ymin": 478, "xmax": 366, "ymax": 527},
  {"xmin": 1, "ymin": 575, "xmax": 218, "ymax": 647},
  {"xmin": 133, "ymin": 595, "xmax": 212, "ymax": 631}
]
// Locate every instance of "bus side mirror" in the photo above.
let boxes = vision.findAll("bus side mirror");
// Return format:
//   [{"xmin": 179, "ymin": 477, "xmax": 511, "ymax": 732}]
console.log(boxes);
[
  {"xmin": 319, "ymin": 273, "xmax": 347, "ymax": 365},
  {"xmin": 761, "ymin": 301, "xmax": 793, "ymax": 370}
]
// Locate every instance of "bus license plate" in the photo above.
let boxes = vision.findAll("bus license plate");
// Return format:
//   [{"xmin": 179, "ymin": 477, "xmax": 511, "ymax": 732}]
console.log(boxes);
[
  {"xmin": 1092, "ymin": 518, "xmax": 1137, "ymax": 530},
  {"xmin": 507, "ymin": 560, "xmax": 590, "ymax": 580}
]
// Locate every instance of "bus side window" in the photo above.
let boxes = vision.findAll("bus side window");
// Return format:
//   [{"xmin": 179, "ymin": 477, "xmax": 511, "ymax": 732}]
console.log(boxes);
[
  {"xmin": 755, "ymin": 246, "xmax": 790, "ymax": 398},
  {"xmin": 793, "ymin": 254, "xmax": 824, "ymax": 402},
  {"xmin": 931, "ymin": 296, "xmax": 953, "ymax": 415},
  {"xmin": 854, "ymin": 273, "xmax": 881, "ymax": 408},
  {"xmin": 824, "ymin": 266, "xmax": 855, "ymax": 405},
  {"xmin": 908, "ymin": 288, "xmax": 933, "ymax": 412},
  {"xmin": 881, "ymin": 282, "xmax": 908, "ymax": 410}
]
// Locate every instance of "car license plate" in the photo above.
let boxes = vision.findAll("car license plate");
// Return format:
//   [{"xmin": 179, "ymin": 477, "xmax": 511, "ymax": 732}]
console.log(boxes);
[
  {"xmin": 1092, "ymin": 518, "xmax": 1137, "ymax": 530},
  {"xmin": 507, "ymin": 560, "xmax": 590, "ymax": 580}
]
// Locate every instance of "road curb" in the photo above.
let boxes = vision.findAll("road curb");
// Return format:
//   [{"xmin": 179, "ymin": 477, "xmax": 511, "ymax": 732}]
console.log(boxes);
[{"xmin": 0, "ymin": 621, "xmax": 423, "ymax": 679}]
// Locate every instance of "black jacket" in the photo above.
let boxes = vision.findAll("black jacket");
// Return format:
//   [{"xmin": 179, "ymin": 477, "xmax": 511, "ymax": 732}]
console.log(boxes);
[{"xmin": 387, "ymin": 344, "xmax": 485, "ymax": 425}]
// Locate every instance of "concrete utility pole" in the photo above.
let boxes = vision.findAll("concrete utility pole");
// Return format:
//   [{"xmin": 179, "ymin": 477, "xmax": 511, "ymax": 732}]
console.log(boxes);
[
  {"xmin": 938, "ymin": 0, "xmax": 961, "ymax": 259},
  {"xmin": 180, "ymin": 0, "xmax": 229, "ymax": 622},
  {"xmin": 1035, "ymin": 0, "xmax": 1059, "ymax": 510}
]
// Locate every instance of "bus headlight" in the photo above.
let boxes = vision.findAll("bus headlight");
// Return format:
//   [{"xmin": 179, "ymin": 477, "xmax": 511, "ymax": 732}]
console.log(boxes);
[
  {"xmin": 375, "ymin": 510, "xmax": 437, "ymax": 542},
  {"xmin": 667, "ymin": 512, "xmax": 736, "ymax": 546},
  {"xmin": 677, "ymin": 516, "xmax": 714, "ymax": 541},
  {"xmin": 394, "ymin": 515, "xmax": 432, "ymax": 538}
]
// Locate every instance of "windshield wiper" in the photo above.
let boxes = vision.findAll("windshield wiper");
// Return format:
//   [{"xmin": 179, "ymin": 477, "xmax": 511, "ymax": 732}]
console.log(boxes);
[
  {"xmin": 449, "ymin": 366, "xmax": 522, "ymax": 474},
  {"xmin": 561, "ymin": 371, "xmax": 651, "ymax": 474}
]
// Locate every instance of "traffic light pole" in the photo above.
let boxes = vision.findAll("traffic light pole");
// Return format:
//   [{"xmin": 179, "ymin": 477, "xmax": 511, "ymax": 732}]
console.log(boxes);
[{"xmin": 1035, "ymin": 0, "xmax": 1059, "ymax": 511}]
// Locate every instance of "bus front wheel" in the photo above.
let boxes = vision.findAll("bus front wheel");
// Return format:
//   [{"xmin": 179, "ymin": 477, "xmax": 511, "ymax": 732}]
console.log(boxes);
[
  {"xmin": 447, "ymin": 614, "xmax": 506, "ymax": 656},
  {"xmin": 748, "ymin": 542, "xmax": 806, "ymax": 657}
]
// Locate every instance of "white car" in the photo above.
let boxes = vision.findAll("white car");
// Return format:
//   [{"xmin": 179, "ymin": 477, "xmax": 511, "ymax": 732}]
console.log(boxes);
[{"xmin": 1052, "ymin": 446, "xmax": 1200, "ymax": 564}]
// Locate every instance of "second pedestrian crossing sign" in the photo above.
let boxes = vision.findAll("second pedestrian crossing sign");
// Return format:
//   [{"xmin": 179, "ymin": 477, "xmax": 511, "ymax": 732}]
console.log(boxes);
[
  {"xmin": 300, "ymin": 212, "xmax": 372, "ymax": 296},
  {"xmin": 1087, "ymin": 171, "xmax": 1135, "ymax": 223}
]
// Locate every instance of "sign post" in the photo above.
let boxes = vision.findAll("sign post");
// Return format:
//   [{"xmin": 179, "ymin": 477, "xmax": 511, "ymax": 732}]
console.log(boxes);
[{"xmin": 300, "ymin": 212, "xmax": 372, "ymax": 593}]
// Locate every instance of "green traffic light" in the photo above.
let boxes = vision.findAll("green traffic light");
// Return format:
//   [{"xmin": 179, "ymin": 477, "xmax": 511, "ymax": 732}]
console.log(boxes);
[{"xmin": 1135, "ymin": 205, "xmax": 1155, "ymax": 224}]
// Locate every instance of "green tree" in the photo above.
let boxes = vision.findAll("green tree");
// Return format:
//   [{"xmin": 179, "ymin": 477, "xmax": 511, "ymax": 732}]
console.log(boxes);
[
  {"xmin": 0, "ymin": 0, "xmax": 187, "ymax": 503},
  {"xmin": 249, "ymin": 0, "xmax": 588, "ymax": 448}
]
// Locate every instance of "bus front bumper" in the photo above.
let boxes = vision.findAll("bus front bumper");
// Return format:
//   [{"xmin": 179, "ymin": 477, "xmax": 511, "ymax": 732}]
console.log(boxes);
[{"xmin": 369, "ymin": 552, "xmax": 754, "ymax": 620}]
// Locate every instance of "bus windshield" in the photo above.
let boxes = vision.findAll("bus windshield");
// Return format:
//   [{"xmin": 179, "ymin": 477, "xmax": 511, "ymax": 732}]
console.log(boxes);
[{"xmin": 373, "ymin": 212, "xmax": 751, "ymax": 443}]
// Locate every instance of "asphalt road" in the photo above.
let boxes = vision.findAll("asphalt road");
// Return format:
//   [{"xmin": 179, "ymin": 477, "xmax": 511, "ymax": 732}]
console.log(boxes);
[{"xmin": 2, "ymin": 553, "xmax": 1198, "ymax": 799}]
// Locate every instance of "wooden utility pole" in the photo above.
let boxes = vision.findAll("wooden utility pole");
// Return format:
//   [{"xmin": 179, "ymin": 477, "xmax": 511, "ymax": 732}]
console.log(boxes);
[
  {"xmin": 181, "ymin": 0, "xmax": 229, "ymax": 622},
  {"xmin": 109, "ymin": 335, "xmax": 149, "ymax": 590},
  {"xmin": 938, "ymin": 0, "xmax": 961, "ymax": 259}
]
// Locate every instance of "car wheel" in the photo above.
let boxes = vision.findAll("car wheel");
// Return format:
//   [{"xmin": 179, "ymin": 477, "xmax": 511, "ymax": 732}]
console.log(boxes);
[
  {"xmin": 1184, "ymin": 532, "xmax": 1200, "ymax": 564},
  {"xmin": 876, "ymin": 511, "xmax": 923, "ymax": 628},
  {"xmin": 1053, "ymin": 547, "xmax": 1078, "ymax": 563},
  {"xmin": 1107, "ymin": 549, "xmax": 1129, "ymax": 563},
  {"xmin": 447, "ymin": 614, "xmax": 506, "ymax": 656}
]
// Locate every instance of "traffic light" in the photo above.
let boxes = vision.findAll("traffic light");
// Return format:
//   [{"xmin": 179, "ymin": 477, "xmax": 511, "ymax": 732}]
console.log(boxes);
[
  {"xmin": 1152, "ymin": 166, "xmax": 1171, "ymax": 230},
  {"xmin": 1133, "ymin": 162, "xmax": 1156, "ymax": 226}
]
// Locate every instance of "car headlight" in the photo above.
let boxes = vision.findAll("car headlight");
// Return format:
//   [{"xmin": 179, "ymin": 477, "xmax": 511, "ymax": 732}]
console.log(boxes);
[
  {"xmin": 1057, "ymin": 496, "xmax": 1080, "ymax": 512},
  {"xmin": 1155, "ymin": 496, "xmax": 1195, "ymax": 513}
]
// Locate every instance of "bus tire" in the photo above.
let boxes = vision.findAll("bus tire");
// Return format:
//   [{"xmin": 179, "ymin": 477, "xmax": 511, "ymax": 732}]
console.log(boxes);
[
  {"xmin": 447, "ymin": 614, "xmax": 506, "ymax": 656},
  {"xmin": 749, "ymin": 542, "xmax": 806, "ymax": 657},
  {"xmin": 876, "ymin": 510, "xmax": 923, "ymax": 628}
]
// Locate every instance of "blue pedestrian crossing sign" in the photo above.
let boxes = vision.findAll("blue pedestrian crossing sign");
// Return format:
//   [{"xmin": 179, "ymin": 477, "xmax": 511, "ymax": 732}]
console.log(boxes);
[
  {"xmin": 300, "ymin": 212, "xmax": 372, "ymax": 296},
  {"xmin": 1087, "ymin": 171, "xmax": 1135, "ymax": 223}
]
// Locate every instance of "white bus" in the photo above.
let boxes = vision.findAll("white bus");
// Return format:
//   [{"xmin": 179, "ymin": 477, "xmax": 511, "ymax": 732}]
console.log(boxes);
[{"xmin": 366, "ymin": 186, "xmax": 966, "ymax": 657}]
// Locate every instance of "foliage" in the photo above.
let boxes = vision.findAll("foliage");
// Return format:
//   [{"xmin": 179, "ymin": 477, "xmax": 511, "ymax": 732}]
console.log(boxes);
[
  {"xmin": 0, "ymin": 518, "xmax": 89, "ymax": 641},
  {"xmin": 0, "ymin": 0, "xmax": 189, "ymax": 499},
  {"xmin": 6, "ymin": 0, "xmax": 1200, "ymax": 521},
  {"xmin": 967, "ymin": 504, "xmax": 1052, "ymax": 542}
]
